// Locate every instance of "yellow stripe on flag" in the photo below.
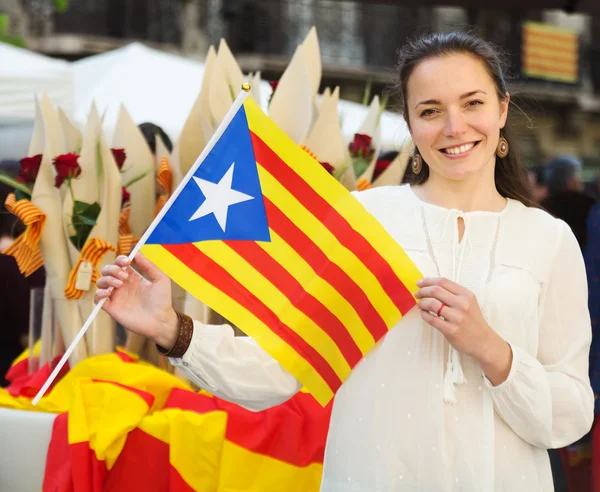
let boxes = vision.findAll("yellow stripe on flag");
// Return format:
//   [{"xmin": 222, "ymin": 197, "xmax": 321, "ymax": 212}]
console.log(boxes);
[
  {"xmin": 218, "ymin": 441, "xmax": 324, "ymax": 491},
  {"xmin": 141, "ymin": 243, "xmax": 334, "ymax": 405},
  {"xmin": 260, "ymin": 229, "xmax": 375, "ymax": 354},
  {"xmin": 195, "ymin": 240, "xmax": 352, "ymax": 381},
  {"xmin": 138, "ymin": 409, "xmax": 226, "ymax": 492}
]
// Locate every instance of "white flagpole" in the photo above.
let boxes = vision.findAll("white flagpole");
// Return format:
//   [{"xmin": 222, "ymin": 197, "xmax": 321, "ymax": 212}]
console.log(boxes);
[{"xmin": 32, "ymin": 85, "xmax": 252, "ymax": 405}]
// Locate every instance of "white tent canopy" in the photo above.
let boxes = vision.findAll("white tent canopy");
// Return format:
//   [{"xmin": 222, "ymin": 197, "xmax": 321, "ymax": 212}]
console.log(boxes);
[
  {"xmin": 0, "ymin": 42, "xmax": 72, "ymax": 122},
  {"xmin": 71, "ymin": 42, "xmax": 205, "ymax": 143},
  {"xmin": 0, "ymin": 43, "xmax": 72, "ymax": 161},
  {"xmin": 71, "ymin": 42, "xmax": 409, "ymax": 151}
]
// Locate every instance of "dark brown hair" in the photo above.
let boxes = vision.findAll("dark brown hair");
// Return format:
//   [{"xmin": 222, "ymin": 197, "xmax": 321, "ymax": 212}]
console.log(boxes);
[{"xmin": 395, "ymin": 32, "xmax": 535, "ymax": 207}]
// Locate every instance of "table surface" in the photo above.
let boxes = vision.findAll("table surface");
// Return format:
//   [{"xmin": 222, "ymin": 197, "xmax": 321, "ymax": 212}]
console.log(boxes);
[{"xmin": 0, "ymin": 408, "xmax": 57, "ymax": 492}]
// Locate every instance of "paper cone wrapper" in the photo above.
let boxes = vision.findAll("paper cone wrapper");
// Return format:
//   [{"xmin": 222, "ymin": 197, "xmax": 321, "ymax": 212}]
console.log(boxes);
[
  {"xmin": 209, "ymin": 40, "xmax": 243, "ymax": 127},
  {"xmin": 113, "ymin": 105, "xmax": 156, "ymax": 239},
  {"xmin": 178, "ymin": 46, "xmax": 217, "ymax": 178},
  {"xmin": 301, "ymin": 27, "xmax": 322, "ymax": 98},
  {"xmin": 247, "ymin": 71, "xmax": 262, "ymax": 107},
  {"xmin": 356, "ymin": 96, "xmax": 382, "ymax": 183},
  {"xmin": 269, "ymin": 46, "xmax": 313, "ymax": 144},
  {"xmin": 58, "ymin": 107, "xmax": 82, "ymax": 154},
  {"xmin": 304, "ymin": 87, "xmax": 356, "ymax": 191},
  {"xmin": 31, "ymin": 96, "xmax": 88, "ymax": 365},
  {"xmin": 372, "ymin": 142, "xmax": 413, "ymax": 187}
]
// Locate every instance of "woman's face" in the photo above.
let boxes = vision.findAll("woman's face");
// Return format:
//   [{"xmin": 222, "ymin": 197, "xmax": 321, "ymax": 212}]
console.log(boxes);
[{"xmin": 406, "ymin": 53, "xmax": 509, "ymax": 183}]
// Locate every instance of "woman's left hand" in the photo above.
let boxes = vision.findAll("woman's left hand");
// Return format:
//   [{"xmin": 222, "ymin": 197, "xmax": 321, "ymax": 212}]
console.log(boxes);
[{"xmin": 415, "ymin": 277, "xmax": 512, "ymax": 385}]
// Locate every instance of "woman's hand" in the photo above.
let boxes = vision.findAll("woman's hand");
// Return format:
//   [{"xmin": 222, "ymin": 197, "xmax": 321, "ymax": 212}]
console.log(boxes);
[
  {"xmin": 415, "ymin": 277, "xmax": 512, "ymax": 386},
  {"xmin": 94, "ymin": 253, "xmax": 179, "ymax": 350}
]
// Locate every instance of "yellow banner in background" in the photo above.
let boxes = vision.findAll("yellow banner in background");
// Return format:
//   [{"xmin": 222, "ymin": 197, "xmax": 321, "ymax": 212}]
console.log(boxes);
[{"xmin": 522, "ymin": 21, "xmax": 579, "ymax": 84}]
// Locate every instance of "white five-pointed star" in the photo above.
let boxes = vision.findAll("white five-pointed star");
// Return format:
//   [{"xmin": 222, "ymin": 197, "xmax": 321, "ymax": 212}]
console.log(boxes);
[{"xmin": 189, "ymin": 162, "xmax": 254, "ymax": 231}]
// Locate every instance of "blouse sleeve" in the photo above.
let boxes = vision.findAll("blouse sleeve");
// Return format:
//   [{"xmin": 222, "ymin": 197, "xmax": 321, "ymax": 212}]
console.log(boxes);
[
  {"xmin": 169, "ymin": 321, "xmax": 302, "ymax": 411},
  {"xmin": 485, "ymin": 220, "xmax": 595, "ymax": 449}
]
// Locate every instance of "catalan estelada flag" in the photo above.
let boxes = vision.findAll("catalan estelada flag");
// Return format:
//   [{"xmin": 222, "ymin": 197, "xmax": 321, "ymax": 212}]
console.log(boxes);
[{"xmin": 140, "ymin": 94, "xmax": 421, "ymax": 405}]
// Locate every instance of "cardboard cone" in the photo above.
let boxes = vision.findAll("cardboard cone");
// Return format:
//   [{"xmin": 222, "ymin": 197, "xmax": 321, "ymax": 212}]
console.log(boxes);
[
  {"xmin": 58, "ymin": 107, "xmax": 82, "ymax": 154},
  {"xmin": 112, "ymin": 105, "xmax": 155, "ymax": 240},
  {"xmin": 269, "ymin": 45, "xmax": 313, "ymax": 144},
  {"xmin": 31, "ymin": 95, "xmax": 88, "ymax": 366}
]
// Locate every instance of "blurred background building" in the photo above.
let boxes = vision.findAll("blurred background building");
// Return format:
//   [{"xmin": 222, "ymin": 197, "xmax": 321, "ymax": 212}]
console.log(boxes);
[{"xmin": 1, "ymin": 0, "xmax": 600, "ymax": 178}]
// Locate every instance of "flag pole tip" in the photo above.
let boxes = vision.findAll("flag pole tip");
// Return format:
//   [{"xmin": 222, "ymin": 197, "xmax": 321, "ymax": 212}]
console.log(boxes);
[{"xmin": 242, "ymin": 83, "xmax": 251, "ymax": 93}]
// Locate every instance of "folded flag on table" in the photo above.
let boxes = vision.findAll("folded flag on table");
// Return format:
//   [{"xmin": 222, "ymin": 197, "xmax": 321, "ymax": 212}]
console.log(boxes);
[
  {"xmin": 40, "ymin": 354, "xmax": 331, "ymax": 492},
  {"xmin": 141, "ymin": 93, "xmax": 422, "ymax": 406}
]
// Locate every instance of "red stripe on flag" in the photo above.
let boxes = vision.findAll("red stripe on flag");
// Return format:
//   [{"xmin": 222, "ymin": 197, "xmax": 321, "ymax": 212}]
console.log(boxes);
[
  {"xmin": 224, "ymin": 239, "xmax": 363, "ymax": 368},
  {"xmin": 162, "ymin": 243, "xmax": 342, "ymax": 394},
  {"xmin": 164, "ymin": 388, "xmax": 331, "ymax": 467},
  {"xmin": 251, "ymin": 133, "xmax": 415, "ymax": 316},
  {"xmin": 263, "ymin": 198, "xmax": 387, "ymax": 340}
]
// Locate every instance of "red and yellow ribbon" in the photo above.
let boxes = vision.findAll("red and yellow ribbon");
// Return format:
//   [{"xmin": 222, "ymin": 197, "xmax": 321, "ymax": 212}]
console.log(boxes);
[
  {"xmin": 2, "ymin": 193, "xmax": 46, "ymax": 276},
  {"xmin": 356, "ymin": 177, "xmax": 372, "ymax": 191},
  {"xmin": 65, "ymin": 238, "xmax": 116, "ymax": 299},
  {"xmin": 154, "ymin": 156, "xmax": 173, "ymax": 217},
  {"xmin": 118, "ymin": 207, "xmax": 134, "ymax": 257}
]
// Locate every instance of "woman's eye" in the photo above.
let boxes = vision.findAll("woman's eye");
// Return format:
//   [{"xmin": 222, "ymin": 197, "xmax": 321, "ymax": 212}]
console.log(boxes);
[
  {"xmin": 467, "ymin": 100, "xmax": 483, "ymax": 107},
  {"xmin": 420, "ymin": 108, "xmax": 437, "ymax": 117}
]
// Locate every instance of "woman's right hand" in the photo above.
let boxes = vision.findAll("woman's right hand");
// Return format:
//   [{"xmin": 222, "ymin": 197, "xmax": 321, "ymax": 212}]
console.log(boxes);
[{"xmin": 94, "ymin": 253, "xmax": 179, "ymax": 350}]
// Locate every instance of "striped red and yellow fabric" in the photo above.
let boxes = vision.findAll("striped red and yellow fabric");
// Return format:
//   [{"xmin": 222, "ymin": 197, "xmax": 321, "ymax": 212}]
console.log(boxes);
[
  {"xmin": 38, "ymin": 355, "xmax": 331, "ymax": 492},
  {"xmin": 141, "ymin": 97, "xmax": 422, "ymax": 405},
  {"xmin": 522, "ymin": 21, "xmax": 579, "ymax": 83},
  {"xmin": 64, "ymin": 238, "xmax": 117, "ymax": 299},
  {"xmin": 3, "ymin": 192, "xmax": 46, "ymax": 276}
]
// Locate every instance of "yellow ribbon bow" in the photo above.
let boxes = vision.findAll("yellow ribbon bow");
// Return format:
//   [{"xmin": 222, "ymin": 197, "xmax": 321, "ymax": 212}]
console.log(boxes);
[
  {"xmin": 64, "ymin": 238, "xmax": 116, "ymax": 299},
  {"xmin": 2, "ymin": 193, "xmax": 46, "ymax": 276}
]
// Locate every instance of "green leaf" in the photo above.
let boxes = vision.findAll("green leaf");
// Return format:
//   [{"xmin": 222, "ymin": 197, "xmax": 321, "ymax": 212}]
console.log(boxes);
[
  {"xmin": 362, "ymin": 79, "xmax": 372, "ymax": 106},
  {"xmin": 0, "ymin": 174, "xmax": 32, "ymax": 196},
  {"xmin": 14, "ymin": 189, "xmax": 29, "ymax": 201},
  {"xmin": 53, "ymin": 0, "xmax": 69, "ymax": 13},
  {"xmin": 332, "ymin": 165, "xmax": 349, "ymax": 181},
  {"xmin": 124, "ymin": 169, "xmax": 152, "ymax": 189},
  {"xmin": 352, "ymin": 157, "xmax": 370, "ymax": 178}
]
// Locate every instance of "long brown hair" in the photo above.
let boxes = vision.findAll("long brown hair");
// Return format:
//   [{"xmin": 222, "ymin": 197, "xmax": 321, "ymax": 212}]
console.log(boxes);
[{"xmin": 394, "ymin": 32, "xmax": 536, "ymax": 207}]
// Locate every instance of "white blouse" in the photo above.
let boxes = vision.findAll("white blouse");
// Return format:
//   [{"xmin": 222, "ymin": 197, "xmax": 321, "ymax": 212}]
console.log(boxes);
[{"xmin": 171, "ymin": 184, "xmax": 594, "ymax": 491}]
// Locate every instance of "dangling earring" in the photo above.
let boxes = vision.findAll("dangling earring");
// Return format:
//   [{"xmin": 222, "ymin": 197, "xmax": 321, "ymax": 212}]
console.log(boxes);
[
  {"xmin": 411, "ymin": 152, "xmax": 423, "ymax": 174},
  {"xmin": 496, "ymin": 134, "xmax": 509, "ymax": 158}
]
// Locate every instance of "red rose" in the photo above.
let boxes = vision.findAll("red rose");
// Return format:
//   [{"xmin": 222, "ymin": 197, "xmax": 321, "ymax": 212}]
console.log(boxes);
[
  {"xmin": 372, "ymin": 159, "xmax": 392, "ymax": 181},
  {"xmin": 349, "ymin": 133, "xmax": 374, "ymax": 158},
  {"xmin": 320, "ymin": 161, "xmax": 335, "ymax": 175},
  {"xmin": 52, "ymin": 153, "xmax": 81, "ymax": 188},
  {"xmin": 269, "ymin": 80, "xmax": 279, "ymax": 93},
  {"xmin": 121, "ymin": 186, "xmax": 131, "ymax": 205},
  {"xmin": 111, "ymin": 148, "xmax": 126, "ymax": 170},
  {"xmin": 18, "ymin": 154, "xmax": 42, "ymax": 183}
]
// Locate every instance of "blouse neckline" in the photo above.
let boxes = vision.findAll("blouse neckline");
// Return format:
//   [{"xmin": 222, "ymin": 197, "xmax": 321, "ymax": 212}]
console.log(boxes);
[{"xmin": 405, "ymin": 184, "xmax": 514, "ymax": 217}]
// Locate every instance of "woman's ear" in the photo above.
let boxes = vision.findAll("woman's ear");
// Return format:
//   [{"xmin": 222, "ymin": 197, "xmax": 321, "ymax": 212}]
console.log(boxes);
[{"xmin": 499, "ymin": 91, "xmax": 510, "ymax": 129}]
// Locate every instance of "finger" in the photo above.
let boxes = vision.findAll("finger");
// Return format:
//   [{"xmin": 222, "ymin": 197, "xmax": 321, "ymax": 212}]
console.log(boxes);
[
  {"xmin": 133, "ymin": 252, "xmax": 164, "ymax": 282},
  {"xmin": 415, "ymin": 285, "xmax": 460, "ymax": 307},
  {"xmin": 417, "ymin": 277, "xmax": 467, "ymax": 296},
  {"xmin": 100, "ymin": 264, "xmax": 130, "ymax": 281},
  {"xmin": 97, "ymin": 276, "xmax": 123, "ymax": 290},
  {"xmin": 115, "ymin": 255, "xmax": 131, "ymax": 268},
  {"xmin": 417, "ymin": 298, "xmax": 457, "ymax": 321},
  {"xmin": 420, "ymin": 309, "xmax": 455, "ymax": 337},
  {"xmin": 94, "ymin": 289, "xmax": 112, "ymax": 305}
]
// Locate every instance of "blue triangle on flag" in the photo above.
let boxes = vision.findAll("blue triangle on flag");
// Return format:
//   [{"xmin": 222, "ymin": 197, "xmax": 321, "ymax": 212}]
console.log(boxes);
[{"xmin": 147, "ymin": 107, "xmax": 271, "ymax": 245}]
